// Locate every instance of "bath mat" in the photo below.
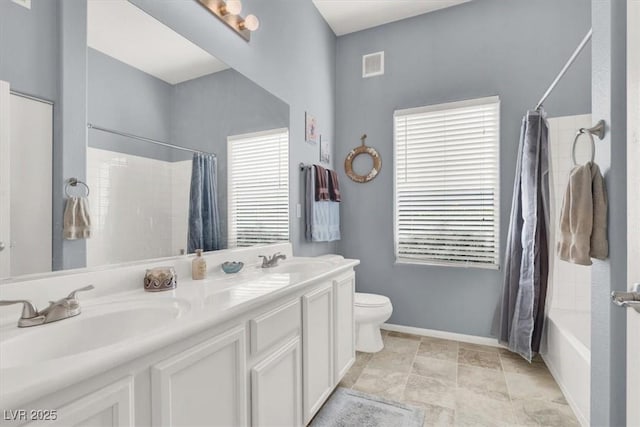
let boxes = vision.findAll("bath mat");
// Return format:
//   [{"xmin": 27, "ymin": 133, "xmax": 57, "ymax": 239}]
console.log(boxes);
[{"xmin": 309, "ymin": 388, "xmax": 425, "ymax": 427}]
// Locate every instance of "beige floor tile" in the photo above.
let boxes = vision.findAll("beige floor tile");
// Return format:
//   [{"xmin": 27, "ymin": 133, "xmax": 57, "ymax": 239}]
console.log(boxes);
[
  {"xmin": 352, "ymin": 367, "xmax": 408, "ymax": 401},
  {"xmin": 386, "ymin": 330, "xmax": 422, "ymax": 341},
  {"xmin": 499, "ymin": 348, "xmax": 544, "ymax": 363},
  {"xmin": 512, "ymin": 399, "xmax": 580, "ymax": 426},
  {"xmin": 339, "ymin": 351, "xmax": 374, "ymax": 388},
  {"xmin": 411, "ymin": 355, "xmax": 457, "ymax": 385},
  {"xmin": 458, "ymin": 348, "xmax": 502, "ymax": 371},
  {"xmin": 500, "ymin": 354, "xmax": 550, "ymax": 375},
  {"xmin": 505, "ymin": 371, "xmax": 567, "ymax": 405},
  {"xmin": 404, "ymin": 374, "xmax": 456, "ymax": 410},
  {"xmin": 457, "ymin": 364, "xmax": 510, "ymax": 402},
  {"xmin": 368, "ymin": 347, "xmax": 417, "ymax": 373},
  {"xmin": 417, "ymin": 339, "xmax": 459, "ymax": 362},
  {"xmin": 454, "ymin": 388, "xmax": 518, "ymax": 427},
  {"xmin": 383, "ymin": 335, "xmax": 422, "ymax": 354},
  {"xmin": 458, "ymin": 342, "xmax": 501, "ymax": 354}
]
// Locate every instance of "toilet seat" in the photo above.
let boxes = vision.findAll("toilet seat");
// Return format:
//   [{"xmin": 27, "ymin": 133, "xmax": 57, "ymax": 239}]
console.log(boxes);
[{"xmin": 355, "ymin": 293, "xmax": 390, "ymax": 308}]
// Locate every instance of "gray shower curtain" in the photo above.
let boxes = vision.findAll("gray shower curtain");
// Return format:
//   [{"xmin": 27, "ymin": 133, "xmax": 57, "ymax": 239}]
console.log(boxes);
[
  {"xmin": 187, "ymin": 153, "xmax": 221, "ymax": 253},
  {"xmin": 496, "ymin": 110, "xmax": 550, "ymax": 362}
]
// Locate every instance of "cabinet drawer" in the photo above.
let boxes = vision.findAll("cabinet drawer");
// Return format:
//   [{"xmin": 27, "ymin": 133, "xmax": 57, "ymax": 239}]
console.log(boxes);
[{"xmin": 250, "ymin": 299, "xmax": 301, "ymax": 355}]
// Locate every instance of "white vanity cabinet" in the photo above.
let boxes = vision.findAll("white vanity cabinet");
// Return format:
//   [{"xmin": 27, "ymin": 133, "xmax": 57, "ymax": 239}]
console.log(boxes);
[
  {"xmin": 23, "ymin": 377, "xmax": 134, "ymax": 427},
  {"xmin": 302, "ymin": 282, "xmax": 335, "ymax": 424},
  {"xmin": 5, "ymin": 263, "xmax": 357, "ymax": 427},
  {"xmin": 150, "ymin": 326, "xmax": 247, "ymax": 427},
  {"xmin": 333, "ymin": 272, "xmax": 356, "ymax": 382}
]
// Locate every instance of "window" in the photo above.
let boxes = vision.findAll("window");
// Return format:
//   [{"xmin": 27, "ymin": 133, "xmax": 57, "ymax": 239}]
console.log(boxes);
[
  {"xmin": 228, "ymin": 128, "xmax": 289, "ymax": 247},
  {"xmin": 394, "ymin": 96, "xmax": 500, "ymax": 268}
]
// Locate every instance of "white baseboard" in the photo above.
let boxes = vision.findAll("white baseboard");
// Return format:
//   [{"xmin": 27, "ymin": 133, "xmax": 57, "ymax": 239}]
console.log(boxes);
[{"xmin": 381, "ymin": 323, "xmax": 505, "ymax": 348}]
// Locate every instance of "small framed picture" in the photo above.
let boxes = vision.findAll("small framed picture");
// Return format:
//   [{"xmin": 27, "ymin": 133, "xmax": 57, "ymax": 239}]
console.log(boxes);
[
  {"xmin": 320, "ymin": 136, "xmax": 330, "ymax": 164},
  {"xmin": 305, "ymin": 112, "xmax": 318, "ymax": 144}
]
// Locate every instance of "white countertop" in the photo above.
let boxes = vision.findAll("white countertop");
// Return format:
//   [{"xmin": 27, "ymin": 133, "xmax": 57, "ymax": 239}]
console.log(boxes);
[{"xmin": 0, "ymin": 255, "xmax": 359, "ymax": 409}]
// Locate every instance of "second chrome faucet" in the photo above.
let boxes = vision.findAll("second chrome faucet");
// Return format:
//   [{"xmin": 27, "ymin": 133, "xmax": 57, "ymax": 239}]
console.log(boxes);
[{"xmin": 259, "ymin": 253, "xmax": 287, "ymax": 268}]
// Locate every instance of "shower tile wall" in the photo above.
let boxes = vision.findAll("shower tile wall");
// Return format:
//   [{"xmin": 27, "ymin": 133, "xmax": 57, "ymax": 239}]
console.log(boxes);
[
  {"xmin": 547, "ymin": 115, "xmax": 593, "ymax": 312},
  {"xmin": 87, "ymin": 148, "xmax": 191, "ymax": 267}
]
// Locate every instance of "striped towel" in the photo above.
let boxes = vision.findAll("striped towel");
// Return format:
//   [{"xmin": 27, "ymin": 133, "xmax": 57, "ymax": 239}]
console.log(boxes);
[
  {"xmin": 328, "ymin": 169, "xmax": 341, "ymax": 202},
  {"xmin": 314, "ymin": 165, "xmax": 330, "ymax": 201}
]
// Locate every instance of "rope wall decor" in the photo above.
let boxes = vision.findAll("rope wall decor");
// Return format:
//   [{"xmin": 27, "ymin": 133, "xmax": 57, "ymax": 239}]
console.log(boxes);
[{"xmin": 344, "ymin": 134, "xmax": 382, "ymax": 183}]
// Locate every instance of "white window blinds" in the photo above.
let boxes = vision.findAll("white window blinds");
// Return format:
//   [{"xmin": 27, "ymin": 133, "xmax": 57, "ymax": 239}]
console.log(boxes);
[
  {"xmin": 228, "ymin": 128, "xmax": 289, "ymax": 248},
  {"xmin": 394, "ymin": 96, "xmax": 500, "ymax": 268}
]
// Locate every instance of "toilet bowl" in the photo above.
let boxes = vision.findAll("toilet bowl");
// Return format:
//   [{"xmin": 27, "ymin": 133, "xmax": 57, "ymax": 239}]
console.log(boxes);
[{"xmin": 354, "ymin": 293, "xmax": 393, "ymax": 353}]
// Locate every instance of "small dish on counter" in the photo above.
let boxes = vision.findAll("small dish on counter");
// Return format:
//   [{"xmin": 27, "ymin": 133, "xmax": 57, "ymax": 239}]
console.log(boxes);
[{"xmin": 221, "ymin": 261, "xmax": 244, "ymax": 274}]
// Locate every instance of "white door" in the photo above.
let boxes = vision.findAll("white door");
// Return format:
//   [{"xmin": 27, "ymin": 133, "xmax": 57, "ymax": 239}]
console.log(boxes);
[
  {"xmin": 151, "ymin": 327, "xmax": 247, "ymax": 427},
  {"xmin": 9, "ymin": 92, "xmax": 53, "ymax": 277},
  {"xmin": 302, "ymin": 282, "xmax": 334, "ymax": 424},
  {"xmin": 627, "ymin": 1, "xmax": 640, "ymax": 424},
  {"xmin": 0, "ymin": 81, "xmax": 10, "ymax": 278},
  {"xmin": 251, "ymin": 337, "xmax": 302, "ymax": 427},
  {"xmin": 334, "ymin": 272, "xmax": 355, "ymax": 382},
  {"xmin": 24, "ymin": 377, "xmax": 134, "ymax": 427}
]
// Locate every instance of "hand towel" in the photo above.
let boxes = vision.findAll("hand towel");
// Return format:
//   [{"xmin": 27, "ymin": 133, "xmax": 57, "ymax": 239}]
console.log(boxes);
[
  {"xmin": 305, "ymin": 167, "xmax": 340, "ymax": 242},
  {"xmin": 63, "ymin": 197, "xmax": 91, "ymax": 240},
  {"xmin": 327, "ymin": 169, "xmax": 341, "ymax": 202},
  {"xmin": 314, "ymin": 165, "xmax": 330, "ymax": 201},
  {"xmin": 557, "ymin": 161, "xmax": 607, "ymax": 265}
]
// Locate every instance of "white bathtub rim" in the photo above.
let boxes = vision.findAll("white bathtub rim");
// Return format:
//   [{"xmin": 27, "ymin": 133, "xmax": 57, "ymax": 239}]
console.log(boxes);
[{"xmin": 547, "ymin": 310, "xmax": 591, "ymax": 361}]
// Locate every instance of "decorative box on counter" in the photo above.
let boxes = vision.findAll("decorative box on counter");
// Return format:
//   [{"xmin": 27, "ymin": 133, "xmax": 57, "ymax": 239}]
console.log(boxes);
[{"xmin": 144, "ymin": 267, "xmax": 177, "ymax": 292}]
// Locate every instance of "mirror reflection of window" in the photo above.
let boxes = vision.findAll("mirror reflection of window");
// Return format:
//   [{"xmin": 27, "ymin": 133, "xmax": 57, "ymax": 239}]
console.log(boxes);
[{"xmin": 227, "ymin": 129, "xmax": 290, "ymax": 248}]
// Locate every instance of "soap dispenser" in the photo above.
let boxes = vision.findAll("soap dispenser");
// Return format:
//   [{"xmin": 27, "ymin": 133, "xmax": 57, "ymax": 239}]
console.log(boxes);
[{"xmin": 192, "ymin": 249, "xmax": 207, "ymax": 280}]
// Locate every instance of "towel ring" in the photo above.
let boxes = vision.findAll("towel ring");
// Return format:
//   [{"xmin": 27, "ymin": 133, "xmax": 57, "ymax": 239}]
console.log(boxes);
[
  {"xmin": 571, "ymin": 131, "xmax": 595, "ymax": 166},
  {"xmin": 344, "ymin": 134, "xmax": 382, "ymax": 183},
  {"xmin": 65, "ymin": 178, "xmax": 90, "ymax": 198}
]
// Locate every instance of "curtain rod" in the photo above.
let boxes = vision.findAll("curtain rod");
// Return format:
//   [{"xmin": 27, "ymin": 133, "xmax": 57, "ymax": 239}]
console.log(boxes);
[
  {"xmin": 87, "ymin": 123, "xmax": 216, "ymax": 157},
  {"xmin": 535, "ymin": 28, "xmax": 592, "ymax": 110}
]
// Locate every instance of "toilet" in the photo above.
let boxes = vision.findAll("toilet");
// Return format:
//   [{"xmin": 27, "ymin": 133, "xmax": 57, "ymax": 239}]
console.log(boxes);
[{"xmin": 354, "ymin": 293, "xmax": 393, "ymax": 353}]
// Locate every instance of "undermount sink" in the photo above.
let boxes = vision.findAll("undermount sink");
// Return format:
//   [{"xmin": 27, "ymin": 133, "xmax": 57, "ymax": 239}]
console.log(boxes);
[
  {"xmin": 0, "ymin": 299, "xmax": 190, "ymax": 369},
  {"xmin": 263, "ymin": 258, "xmax": 333, "ymax": 275}
]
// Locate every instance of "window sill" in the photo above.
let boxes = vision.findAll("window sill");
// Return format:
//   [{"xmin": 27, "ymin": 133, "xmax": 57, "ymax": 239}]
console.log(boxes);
[{"xmin": 394, "ymin": 258, "xmax": 500, "ymax": 271}]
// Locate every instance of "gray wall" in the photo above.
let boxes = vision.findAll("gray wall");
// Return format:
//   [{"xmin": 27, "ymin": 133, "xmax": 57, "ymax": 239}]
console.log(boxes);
[
  {"xmin": 335, "ymin": 0, "xmax": 591, "ymax": 337},
  {"xmin": 130, "ymin": 0, "xmax": 338, "ymax": 257},
  {"xmin": 590, "ymin": 0, "xmax": 627, "ymax": 424},
  {"xmin": 87, "ymin": 48, "xmax": 174, "ymax": 161}
]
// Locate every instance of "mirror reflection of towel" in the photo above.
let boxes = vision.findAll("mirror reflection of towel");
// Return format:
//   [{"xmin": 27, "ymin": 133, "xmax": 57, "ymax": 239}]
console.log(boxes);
[{"xmin": 63, "ymin": 197, "xmax": 91, "ymax": 240}]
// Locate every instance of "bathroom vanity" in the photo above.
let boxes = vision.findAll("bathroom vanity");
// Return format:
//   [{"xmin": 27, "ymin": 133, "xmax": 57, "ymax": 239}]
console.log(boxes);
[{"xmin": 0, "ymin": 244, "xmax": 358, "ymax": 427}]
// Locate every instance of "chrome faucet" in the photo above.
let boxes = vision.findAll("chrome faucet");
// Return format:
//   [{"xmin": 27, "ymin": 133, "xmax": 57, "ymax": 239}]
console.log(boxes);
[
  {"xmin": 0, "ymin": 285, "xmax": 94, "ymax": 327},
  {"xmin": 259, "ymin": 252, "xmax": 287, "ymax": 268}
]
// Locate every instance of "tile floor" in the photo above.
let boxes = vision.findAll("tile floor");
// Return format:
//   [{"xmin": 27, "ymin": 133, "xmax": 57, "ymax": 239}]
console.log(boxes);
[{"xmin": 339, "ymin": 331, "xmax": 580, "ymax": 427}]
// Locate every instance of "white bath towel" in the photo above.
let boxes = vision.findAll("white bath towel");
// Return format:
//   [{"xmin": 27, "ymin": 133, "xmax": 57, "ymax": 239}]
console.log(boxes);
[
  {"xmin": 557, "ymin": 161, "xmax": 608, "ymax": 265},
  {"xmin": 63, "ymin": 197, "xmax": 91, "ymax": 240}
]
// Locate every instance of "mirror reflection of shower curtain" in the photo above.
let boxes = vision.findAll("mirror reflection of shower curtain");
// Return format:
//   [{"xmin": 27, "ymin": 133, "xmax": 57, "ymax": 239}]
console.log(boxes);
[{"xmin": 187, "ymin": 153, "xmax": 221, "ymax": 253}]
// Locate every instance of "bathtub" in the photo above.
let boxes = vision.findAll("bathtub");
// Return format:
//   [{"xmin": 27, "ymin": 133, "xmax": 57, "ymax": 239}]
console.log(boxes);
[{"xmin": 542, "ymin": 309, "xmax": 590, "ymax": 426}]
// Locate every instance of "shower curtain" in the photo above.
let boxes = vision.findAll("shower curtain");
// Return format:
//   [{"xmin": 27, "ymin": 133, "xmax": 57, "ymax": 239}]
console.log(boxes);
[
  {"xmin": 496, "ymin": 110, "xmax": 550, "ymax": 362},
  {"xmin": 187, "ymin": 153, "xmax": 221, "ymax": 253}
]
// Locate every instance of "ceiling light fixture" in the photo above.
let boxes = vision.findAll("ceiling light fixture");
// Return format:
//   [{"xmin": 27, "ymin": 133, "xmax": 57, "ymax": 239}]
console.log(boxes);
[{"xmin": 197, "ymin": 0, "xmax": 259, "ymax": 42}]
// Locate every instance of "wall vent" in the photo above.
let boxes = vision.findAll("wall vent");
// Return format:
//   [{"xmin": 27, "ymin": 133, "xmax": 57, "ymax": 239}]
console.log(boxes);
[{"xmin": 362, "ymin": 51, "xmax": 384, "ymax": 78}]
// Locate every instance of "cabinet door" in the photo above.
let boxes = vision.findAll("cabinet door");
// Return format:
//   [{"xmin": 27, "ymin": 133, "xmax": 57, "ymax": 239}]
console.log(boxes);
[
  {"xmin": 25, "ymin": 377, "xmax": 134, "ymax": 427},
  {"xmin": 334, "ymin": 272, "xmax": 355, "ymax": 382},
  {"xmin": 151, "ymin": 327, "xmax": 247, "ymax": 427},
  {"xmin": 251, "ymin": 337, "xmax": 302, "ymax": 427},
  {"xmin": 302, "ymin": 282, "xmax": 334, "ymax": 424}
]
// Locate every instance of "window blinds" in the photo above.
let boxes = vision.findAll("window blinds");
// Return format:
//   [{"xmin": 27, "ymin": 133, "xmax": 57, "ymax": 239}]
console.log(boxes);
[
  {"xmin": 228, "ymin": 128, "xmax": 289, "ymax": 248},
  {"xmin": 394, "ymin": 96, "xmax": 500, "ymax": 268}
]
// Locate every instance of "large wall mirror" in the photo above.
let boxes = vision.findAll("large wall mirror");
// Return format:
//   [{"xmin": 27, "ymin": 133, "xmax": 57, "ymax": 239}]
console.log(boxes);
[{"xmin": 0, "ymin": 0, "xmax": 290, "ymax": 280}]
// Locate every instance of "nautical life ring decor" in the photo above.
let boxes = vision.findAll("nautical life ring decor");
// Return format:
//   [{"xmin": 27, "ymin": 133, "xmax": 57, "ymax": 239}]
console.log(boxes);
[{"xmin": 344, "ymin": 134, "xmax": 382, "ymax": 183}]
